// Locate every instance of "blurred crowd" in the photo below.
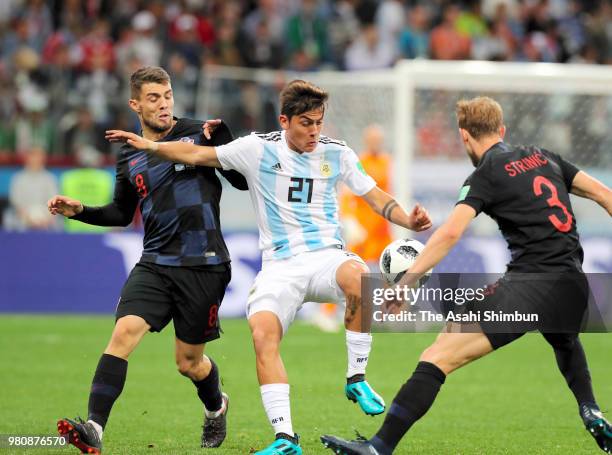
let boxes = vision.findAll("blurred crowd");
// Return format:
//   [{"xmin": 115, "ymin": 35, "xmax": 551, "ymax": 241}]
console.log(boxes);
[
  {"xmin": 1, "ymin": 0, "xmax": 612, "ymax": 163},
  {"xmin": 1, "ymin": 0, "xmax": 611, "ymax": 231}
]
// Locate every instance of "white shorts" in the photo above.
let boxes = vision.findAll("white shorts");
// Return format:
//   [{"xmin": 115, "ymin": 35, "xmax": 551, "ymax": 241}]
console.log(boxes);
[{"xmin": 247, "ymin": 246, "xmax": 367, "ymax": 334}]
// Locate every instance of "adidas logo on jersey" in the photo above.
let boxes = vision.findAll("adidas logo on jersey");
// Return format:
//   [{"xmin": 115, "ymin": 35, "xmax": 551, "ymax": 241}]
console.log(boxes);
[{"xmin": 271, "ymin": 162, "xmax": 283, "ymax": 172}]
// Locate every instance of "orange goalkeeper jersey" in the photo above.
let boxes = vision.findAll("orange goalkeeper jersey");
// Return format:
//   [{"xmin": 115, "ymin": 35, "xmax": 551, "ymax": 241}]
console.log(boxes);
[{"xmin": 340, "ymin": 151, "xmax": 392, "ymax": 262}]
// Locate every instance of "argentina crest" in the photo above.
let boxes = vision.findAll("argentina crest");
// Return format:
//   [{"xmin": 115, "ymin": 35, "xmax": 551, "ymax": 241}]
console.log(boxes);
[{"xmin": 320, "ymin": 160, "xmax": 332, "ymax": 177}]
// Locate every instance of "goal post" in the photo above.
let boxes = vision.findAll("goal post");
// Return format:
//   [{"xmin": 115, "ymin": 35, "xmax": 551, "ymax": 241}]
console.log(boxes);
[{"xmin": 394, "ymin": 60, "xmax": 612, "ymax": 237}]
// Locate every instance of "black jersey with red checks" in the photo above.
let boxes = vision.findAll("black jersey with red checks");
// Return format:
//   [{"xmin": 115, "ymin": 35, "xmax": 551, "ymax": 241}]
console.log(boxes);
[
  {"xmin": 73, "ymin": 118, "xmax": 247, "ymax": 266},
  {"xmin": 457, "ymin": 142, "xmax": 583, "ymax": 272}
]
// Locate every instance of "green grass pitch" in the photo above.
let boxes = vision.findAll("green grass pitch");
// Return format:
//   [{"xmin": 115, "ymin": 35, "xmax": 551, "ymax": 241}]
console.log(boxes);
[{"xmin": 0, "ymin": 315, "xmax": 610, "ymax": 454}]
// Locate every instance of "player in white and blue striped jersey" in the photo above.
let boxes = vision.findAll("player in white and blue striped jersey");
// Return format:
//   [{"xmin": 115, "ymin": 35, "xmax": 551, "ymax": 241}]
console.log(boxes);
[
  {"xmin": 216, "ymin": 130, "xmax": 375, "ymax": 262},
  {"xmin": 106, "ymin": 80, "xmax": 432, "ymax": 455}
]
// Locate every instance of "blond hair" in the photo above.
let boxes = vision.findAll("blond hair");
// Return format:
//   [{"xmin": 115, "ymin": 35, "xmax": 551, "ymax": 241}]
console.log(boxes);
[{"xmin": 455, "ymin": 96, "xmax": 504, "ymax": 140}]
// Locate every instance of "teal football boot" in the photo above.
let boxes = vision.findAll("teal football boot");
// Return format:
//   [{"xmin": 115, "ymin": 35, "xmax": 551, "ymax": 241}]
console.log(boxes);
[
  {"xmin": 345, "ymin": 379, "xmax": 385, "ymax": 416},
  {"xmin": 255, "ymin": 433, "xmax": 302, "ymax": 455}
]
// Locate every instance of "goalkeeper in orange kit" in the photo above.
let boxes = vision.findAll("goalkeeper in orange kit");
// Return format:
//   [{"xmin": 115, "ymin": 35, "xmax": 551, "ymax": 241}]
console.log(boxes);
[{"xmin": 314, "ymin": 124, "xmax": 393, "ymax": 331}]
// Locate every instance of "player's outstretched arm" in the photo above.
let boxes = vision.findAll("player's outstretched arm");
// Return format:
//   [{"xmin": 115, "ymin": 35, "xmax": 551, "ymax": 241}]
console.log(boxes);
[
  {"xmin": 48, "ymin": 191, "xmax": 137, "ymax": 227},
  {"xmin": 397, "ymin": 204, "xmax": 476, "ymax": 287},
  {"xmin": 105, "ymin": 130, "xmax": 222, "ymax": 168},
  {"xmin": 49, "ymin": 162, "xmax": 139, "ymax": 227},
  {"xmin": 360, "ymin": 186, "xmax": 433, "ymax": 231},
  {"xmin": 570, "ymin": 171, "xmax": 612, "ymax": 216}
]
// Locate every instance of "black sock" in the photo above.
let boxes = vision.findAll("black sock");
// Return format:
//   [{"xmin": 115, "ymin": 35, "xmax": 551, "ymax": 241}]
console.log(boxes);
[
  {"xmin": 87, "ymin": 354, "xmax": 128, "ymax": 429},
  {"xmin": 347, "ymin": 374, "xmax": 365, "ymax": 385},
  {"xmin": 550, "ymin": 337, "xmax": 596, "ymax": 408},
  {"xmin": 276, "ymin": 433, "xmax": 298, "ymax": 444},
  {"xmin": 371, "ymin": 361, "xmax": 446, "ymax": 454},
  {"xmin": 192, "ymin": 358, "xmax": 223, "ymax": 412}
]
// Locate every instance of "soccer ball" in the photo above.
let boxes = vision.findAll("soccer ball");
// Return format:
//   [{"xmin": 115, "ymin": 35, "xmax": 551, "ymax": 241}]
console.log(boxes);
[{"xmin": 379, "ymin": 238, "xmax": 432, "ymax": 284}]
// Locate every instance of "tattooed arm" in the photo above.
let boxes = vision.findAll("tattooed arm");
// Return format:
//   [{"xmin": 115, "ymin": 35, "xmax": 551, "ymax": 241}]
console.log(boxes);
[{"xmin": 359, "ymin": 186, "xmax": 432, "ymax": 231}]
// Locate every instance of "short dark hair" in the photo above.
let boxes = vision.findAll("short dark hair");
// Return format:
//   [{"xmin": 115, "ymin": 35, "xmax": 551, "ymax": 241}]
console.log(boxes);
[
  {"xmin": 280, "ymin": 80, "xmax": 329, "ymax": 119},
  {"xmin": 456, "ymin": 96, "xmax": 504, "ymax": 140},
  {"xmin": 130, "ymin": 66, "xmax": 171, "ymax": 99}
]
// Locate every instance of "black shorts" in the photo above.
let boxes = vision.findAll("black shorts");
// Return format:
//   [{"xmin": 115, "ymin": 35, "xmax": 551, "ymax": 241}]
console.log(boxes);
[
  {"xmin": 463, "ymin": 272, "xmax": 589, "ymax": 350},
  {"xmin": 117, "ymin": 262, "xmax": 231, "ymax": 344}
]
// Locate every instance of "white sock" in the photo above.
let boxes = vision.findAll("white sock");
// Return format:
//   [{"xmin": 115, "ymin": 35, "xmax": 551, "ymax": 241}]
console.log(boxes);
[
  {"xmin": 346, "ymin": 330, "xmax": 372, "ymax": 378},
  {"xmin": 260, "ymin": 383, "xmax": 293, "ymax": 436},
  {"xmin": 87, "ymin": 420, "xmax": 103, "ymax": 440}
]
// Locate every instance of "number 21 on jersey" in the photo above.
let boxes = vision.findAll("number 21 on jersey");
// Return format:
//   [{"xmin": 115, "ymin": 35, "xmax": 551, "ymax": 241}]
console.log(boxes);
[{"xmin": 288, "ymin": 177, "xmax": 313, "ymax": 203}]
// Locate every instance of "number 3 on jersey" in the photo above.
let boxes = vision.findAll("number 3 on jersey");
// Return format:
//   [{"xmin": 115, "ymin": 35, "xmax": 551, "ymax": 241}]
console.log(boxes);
[
  {"xmin": 288, "ymin": 177, "xmax": 313, "ymax": 203},
  {"xmin": 532, "ymin": 176, "xmax": 572, "ymax": 232}
]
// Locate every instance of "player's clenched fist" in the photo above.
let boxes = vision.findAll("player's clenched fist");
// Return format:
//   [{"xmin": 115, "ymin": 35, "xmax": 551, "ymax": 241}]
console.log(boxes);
[
  {"xmin": 105, "ymin": 130, "xmax": 157, "ymax": 151},
  {"xmin": 47, "ymin": 195, "xmax": 83, "ymax": 217},
  {"xmin": 408, "ymin": 204, "xmax": 432, "ymax": 232}
]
